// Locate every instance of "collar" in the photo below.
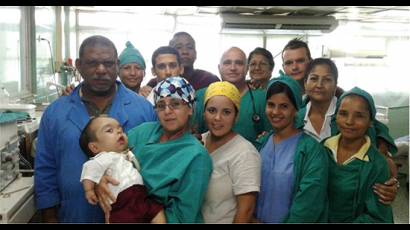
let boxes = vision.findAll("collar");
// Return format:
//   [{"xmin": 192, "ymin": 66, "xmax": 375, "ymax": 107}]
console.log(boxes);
[
  {"xmin": 145, "ymin": 122, "xmax": 191, "ymax": 145},
  {"xmin": 304, "ymin": 96, "xmax": 337, "ymax": 122},
  {"xmin": 67, "ymin": 81, "xmax": 130, "ymax": 130},
  {"xmin": 324, "ymin": 134, "xmax": 370, "ymax": 165},
  {"xmin": 79, "ymin": 83, "xmax": 118, "ymax": 99}
]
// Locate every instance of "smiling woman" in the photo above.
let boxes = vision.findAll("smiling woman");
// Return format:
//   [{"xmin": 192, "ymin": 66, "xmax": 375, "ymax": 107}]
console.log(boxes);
[
  {"xmin": 324, "ymin": 87, "xmax": 394, "ymax": 223},
  {"xmin": 247, "ymin": 47, "xmax": 275, "ymax": 90},
  {"xmin": 201, "ymin": 81, "xmax": 261, "ymax": 223},
  {"xmin": 118, "ymin": 41, "xmax": 146, "ymax": 93},
  {"xmin": 255, "ymin": 76, "xmax": 328, "ymax": 223},
  {"xmin": 121, "ymin": 76, "xmax": 213, "ymax": 223}
]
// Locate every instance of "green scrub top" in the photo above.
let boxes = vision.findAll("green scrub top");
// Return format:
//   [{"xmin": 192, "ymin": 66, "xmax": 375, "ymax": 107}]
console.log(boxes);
[
  {"xmin": 127, "ymin": 122, "xmax": 213, "ymax": 223},
  {"xmin": 256, "ymin": 131, "xmax": 329, "ymax": 223},
  {"xmin": 325, "ymin": 145, "xmax": 394, "ymax": 223},
  {"xmin": 194, "ymin": 87, "xmax": 271, "ymax": 147}
]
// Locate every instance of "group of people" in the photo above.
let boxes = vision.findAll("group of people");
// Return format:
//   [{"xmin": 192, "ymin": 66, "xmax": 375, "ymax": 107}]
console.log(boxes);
[{"xmin": 34, "ymin": 32, "xmax": 399, "ymax": 223}]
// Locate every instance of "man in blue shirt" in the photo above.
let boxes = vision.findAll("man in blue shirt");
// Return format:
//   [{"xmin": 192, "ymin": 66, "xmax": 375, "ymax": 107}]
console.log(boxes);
[{"xmin": 34, "ymin": 35, "xmax": 157, "ymax": 223}]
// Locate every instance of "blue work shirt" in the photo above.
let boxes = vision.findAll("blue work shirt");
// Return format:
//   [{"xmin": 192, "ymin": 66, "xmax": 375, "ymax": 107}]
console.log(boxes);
[{"xmin": 34, "ymin": 81, "xmax": 157, "ymax": 223}]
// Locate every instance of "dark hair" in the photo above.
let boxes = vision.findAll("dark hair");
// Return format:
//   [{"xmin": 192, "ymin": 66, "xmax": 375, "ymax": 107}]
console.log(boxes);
[
  {"xmin": 204, "ymin": 99, "xmax": 239, "ymax": 117},
  {"xmin": 266, "ymin": 82, "xmax": 298, "ymax": 110},
  {"xmin": 169, "ymin": 31, "xmax": 195, "ymax": 47},
  {"xmin": 79, "ymin": 35, "xmax": 118, "ymax": 59},
  {"xmin": 248, "ymin": 47, "xmax": 275, "ymax": 71},
  {"xmin": 282, "ymin": 38, "xmax": 312, "ymax": 61},
  {"xmin": 79, "ymin": 116, "xmax": 101, "ymax": 158},
  {"xmin": 151, "ymin": 46, "xmax": 182, "ymax": 67},
  {"xmin": 305, "ymin": 58, "xmax": 339, "ymax": 84}
]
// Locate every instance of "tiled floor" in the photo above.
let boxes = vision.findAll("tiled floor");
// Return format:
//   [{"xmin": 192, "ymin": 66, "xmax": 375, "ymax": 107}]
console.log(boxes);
[{"xmin": 392, "ymin": 173, "xmax": 409, "ymax": 223}]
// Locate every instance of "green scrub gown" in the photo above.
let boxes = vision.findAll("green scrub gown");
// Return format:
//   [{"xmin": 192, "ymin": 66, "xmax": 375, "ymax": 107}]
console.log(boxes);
[
  {"xmin": 127, "ymin": 122, "xmax": 213, "ymax": 223},
  {"xmin": 326, "ymin": 144, "xmax": 394, "ymax": 223},
  {"xmin": 256, "ymin": 130, "xmax": 329, "ymax": 223}
]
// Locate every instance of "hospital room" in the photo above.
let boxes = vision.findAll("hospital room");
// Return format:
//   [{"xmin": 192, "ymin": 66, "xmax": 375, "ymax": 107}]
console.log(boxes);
[{"xmin": 0, "ymin": 6, "xmax": 408, "ymax": 223}]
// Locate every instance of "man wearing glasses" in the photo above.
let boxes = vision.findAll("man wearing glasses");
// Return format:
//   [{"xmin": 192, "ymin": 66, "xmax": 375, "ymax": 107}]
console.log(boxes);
[{"xmin": 35, "ymin": 35, "xmax": 157, "ymax": 223}]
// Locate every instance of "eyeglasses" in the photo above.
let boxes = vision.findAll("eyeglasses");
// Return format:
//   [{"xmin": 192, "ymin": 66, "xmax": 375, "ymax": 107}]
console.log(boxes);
[
  {"xmin": 155, "ymin": 99, "xmax": 185, "ymax": 111},
  {"xmin": 82, "ymin": 60, "xmax": 117, "ymax": 69},
  {"xmin": 249, "ymin": 62, "xmax": 269, "ymax": 69}
]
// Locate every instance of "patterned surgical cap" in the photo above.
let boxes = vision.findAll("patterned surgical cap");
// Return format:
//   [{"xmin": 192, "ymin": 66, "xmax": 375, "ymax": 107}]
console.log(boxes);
[{"xmin": 153, "ymin": 76, "xmax": 196, "ymax": 108}]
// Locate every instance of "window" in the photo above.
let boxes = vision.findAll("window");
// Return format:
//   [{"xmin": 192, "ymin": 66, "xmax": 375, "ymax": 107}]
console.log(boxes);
[
  {"xmin": 35, "ymin": 6, "xmax": 57, "ymax": 103},
  {"xmin": 0, "ymin": 6, "xmax": 21, "ymax": 100},
  {"xmin": 70, "ymin": 9, "xmax": 176, "ymax": 86}
]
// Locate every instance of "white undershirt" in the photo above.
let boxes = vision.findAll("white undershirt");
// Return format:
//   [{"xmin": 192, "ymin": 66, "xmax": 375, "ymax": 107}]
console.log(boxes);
[
  {"xmin": 303, "ymin": 96, "xmax": 337, "ymax": 142},
  {"xmin": 147, "ymin": 90, "xmax": 155, "ymax": 106}
]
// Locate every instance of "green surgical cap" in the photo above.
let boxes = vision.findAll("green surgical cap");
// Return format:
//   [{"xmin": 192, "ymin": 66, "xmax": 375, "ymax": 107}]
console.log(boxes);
[
  {"xmin": 337, "ymin": 87, "xmax": 376, "ymax": 121},
  {"xmin": 118, "ymin": 41, "xmax": 146, "ymax": 69},
  {"xmin": 267, "ymin": 75, "xmax": 302, "ymax": 110}
]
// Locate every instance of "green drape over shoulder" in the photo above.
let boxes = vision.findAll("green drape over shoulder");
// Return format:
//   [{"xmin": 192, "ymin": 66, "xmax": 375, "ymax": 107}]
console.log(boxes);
[
  {"xmin": 325, "ymin": 145, "xmax": 393, "ymax": 223},
  {"xmin": 127, "ymin": 122, "xmax": 213, "ymax": 223},
  {"xmin": 256, "ymin": 131, "xmax": 329, "ymax": 223}
]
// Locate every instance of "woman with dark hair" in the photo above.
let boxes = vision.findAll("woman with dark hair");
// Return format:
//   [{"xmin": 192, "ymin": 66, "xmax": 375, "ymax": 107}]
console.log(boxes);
[
  {"xmin": 324, "ymin": 87, "xmax": 393, "ymax": 223},
  {"xmin": 254, "ymin": 76, "xmax": 328, "ymax": 223},
  {"xmin": 297, "ymin": 58, "xmax": 398, "ymax": 204},
  {"xmin": 299, "ymin": 58, "xmax": 340, "ymax": 142},
  {"xmin": 201, "ymin": 81, "xmax": 260, "ymax": 223},
  {"xmin": 96, "ymin": 76, "xmax": 213, "ymax": 223}
]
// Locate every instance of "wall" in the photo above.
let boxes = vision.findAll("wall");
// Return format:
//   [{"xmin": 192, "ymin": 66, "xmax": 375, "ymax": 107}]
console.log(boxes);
[{"xmin": 388, "ymin": 106, "xmax": 409, "ymax": 139}]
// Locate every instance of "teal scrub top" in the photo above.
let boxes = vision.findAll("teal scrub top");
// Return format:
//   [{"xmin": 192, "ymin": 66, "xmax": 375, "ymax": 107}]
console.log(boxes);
[
  {"xmin": 194, "ymin": 87, "xmax": 271, "ymax": 147},
  {"xmin": 325, "ymin": 145, "xmax": 394, "ymax": 223},
  {"xmin": 127, "ymin": 122, "xmax": 213, "ymax": 223},
  {"xmin": 256, "ymin": 131, "xmax": 329, "ymax": 223}
]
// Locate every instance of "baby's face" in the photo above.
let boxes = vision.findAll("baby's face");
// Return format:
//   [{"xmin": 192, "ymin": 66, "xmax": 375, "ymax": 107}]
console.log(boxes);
[{"xmin": 91, "ymin": 117, "xmax": 128, "ymax": 153}]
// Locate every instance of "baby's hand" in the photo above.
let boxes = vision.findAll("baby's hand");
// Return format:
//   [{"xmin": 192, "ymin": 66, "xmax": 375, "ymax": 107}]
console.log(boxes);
[
  {"xmin": 85, "ymin": 190, "xmax": 99, "ymax": 205},
  {"xmin": 139, "ymin": 85, "xmax": 152, "ymax": 98},
  {"xmin": 61, "ymin": 84, "xmax": 75, "ymax": 96}
]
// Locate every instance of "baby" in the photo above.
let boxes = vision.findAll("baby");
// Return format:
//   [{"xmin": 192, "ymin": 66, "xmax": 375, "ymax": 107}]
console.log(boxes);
[{"xmin": 79, "ymin": 115, "xmax": 166, "ymax": 223}]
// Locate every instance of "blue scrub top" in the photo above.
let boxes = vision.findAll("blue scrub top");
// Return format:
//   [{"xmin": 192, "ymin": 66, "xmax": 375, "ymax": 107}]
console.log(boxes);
[
  {"xmin": 256, "ymin": 132, "xmax": 302, "ymax": 223},
  {"xmin": 34, "ymin": 81, "xmax": 157, "ymax": 223}
]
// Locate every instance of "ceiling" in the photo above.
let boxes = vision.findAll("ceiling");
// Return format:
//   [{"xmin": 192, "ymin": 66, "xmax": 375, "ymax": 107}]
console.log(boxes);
[
  {"xmin": 80, "ymin": 6, "xmax": 410, "ymax": 24},
  {"xmin": 198, "ymin": 6, "xmax": 410, "ymax": 24}
]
